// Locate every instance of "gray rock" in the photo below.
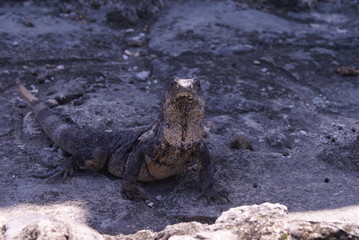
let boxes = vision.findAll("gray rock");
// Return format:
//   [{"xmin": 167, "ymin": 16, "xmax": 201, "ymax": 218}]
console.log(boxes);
[
  {"xmin": 3, "ymin": 213, "xmax": 105, "ymax": 240},
  {"xmin": 3, "ymin": 204, "xmax": 358, "ymax": 240},
  {"xmin": 2, "ymin": 0, "xmax": 359, "ymax": 238},
  {"xmin": 149, "ymin": 1, "xmax": 300, "ymax": 56},
  {"xmin": 135, "ymin": 70, "xmax": 150, "ymax": 81},
  {"xmin": 154, "ymin": 203, "xmax": 359, "ymax": 240}
]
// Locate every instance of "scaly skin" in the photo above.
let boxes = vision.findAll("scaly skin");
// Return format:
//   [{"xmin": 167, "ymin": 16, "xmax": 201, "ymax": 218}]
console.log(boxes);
[{"xmin": 17, "ymin": 78, "xmax": 228, "ymax": 202}]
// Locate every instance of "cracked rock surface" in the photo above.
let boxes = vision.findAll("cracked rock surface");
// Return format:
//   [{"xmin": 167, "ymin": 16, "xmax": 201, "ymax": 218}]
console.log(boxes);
[
  {"xmin": 0, "ymin": 0, "xmax": 358, "ymax": 238},
  {"xmin": 3, "ymin": 203, "xmax": 359, "ymax": 240}
]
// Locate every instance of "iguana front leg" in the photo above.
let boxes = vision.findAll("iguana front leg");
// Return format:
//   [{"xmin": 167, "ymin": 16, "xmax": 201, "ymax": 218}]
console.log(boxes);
[
  {"xmin": 34, "ymin": 145, "xmax": 109, "ymax": 182},
  {"xmin": 121, "ymin": 144, "xmax": 147, "ymax": 201},
  {"xmin": 198, "ymin": 143, "xmax": 230, "ymax": 203}
]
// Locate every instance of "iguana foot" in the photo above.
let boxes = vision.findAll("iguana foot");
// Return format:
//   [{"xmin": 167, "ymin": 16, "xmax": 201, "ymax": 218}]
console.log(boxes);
[
  {"xmin": 121, "ymin": 181, "xmax": 146, "ymax": 201},
  {"xmin": 32, "ymin": 158, "xmax": 75, "ymax": 183},
  {"xmin": 199, "ymin": 189, "xmax": 230, "ymax": 204}
]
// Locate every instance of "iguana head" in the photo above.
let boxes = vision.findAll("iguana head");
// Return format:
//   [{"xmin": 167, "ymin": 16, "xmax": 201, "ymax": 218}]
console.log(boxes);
[{"xmin": 163, "ymin": 78, "xmax": 206, "ymax": 148}]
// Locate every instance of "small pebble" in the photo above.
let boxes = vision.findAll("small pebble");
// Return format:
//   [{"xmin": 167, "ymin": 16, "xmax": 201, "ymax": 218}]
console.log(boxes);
[
  {"xmin": 146, "ymin": 201, "xmax": 154, "ymax": 208},
  {"xmin": 135, "ymin": 71, "xmax": 150, "ymax": 81},
  {"xmin": 253, "ymin": 60, "xmax": 260, "ymax": 65},
  {"xmin": 56, "ymin": 65, "xmax": 65, "ymax": 70},
  {"xmin": 30, "ymin": 85, "xmax": 38, "ymax": 94},
  {"xmin": 299, "ymin": 130, "xmax": 307, "ymax": 135},
  {"xmin": 124, "ymin": 50, "xmax": 133, "ymax": 56}
]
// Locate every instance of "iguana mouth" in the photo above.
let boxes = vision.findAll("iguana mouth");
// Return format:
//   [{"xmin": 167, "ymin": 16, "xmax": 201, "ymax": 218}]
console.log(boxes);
[{"xmin": 163, "ymin": 78, "xmax": 206, "ymax": 148}]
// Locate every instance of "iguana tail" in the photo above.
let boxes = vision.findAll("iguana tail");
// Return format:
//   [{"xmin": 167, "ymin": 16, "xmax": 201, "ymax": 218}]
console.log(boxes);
[
  {"xmin": 16, "ymin": 79, "xmax": 40, "ymax": 104},
  {"xmin": 16, "ymin": 80, "xmax": 81, "ymax": 154}
]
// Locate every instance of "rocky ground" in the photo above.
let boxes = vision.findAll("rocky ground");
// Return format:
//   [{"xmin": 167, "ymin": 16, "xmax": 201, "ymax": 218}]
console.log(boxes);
[
  {"xmin": 0, "ymin": 0, "xmax": 358, "ymax": 238},
  {"xmin": 3, "ymin": 203, "xmax": 359, "ymax": 240}
]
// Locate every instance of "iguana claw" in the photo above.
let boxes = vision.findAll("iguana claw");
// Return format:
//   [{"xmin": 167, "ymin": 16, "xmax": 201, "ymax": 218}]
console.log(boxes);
[
  {"xmin": 32, "ymin": 159, "xmax": 75, "ymax": 183},
  {"xmin": 121, "ymin": 180, "xmax": 147, "ymax": 201}
]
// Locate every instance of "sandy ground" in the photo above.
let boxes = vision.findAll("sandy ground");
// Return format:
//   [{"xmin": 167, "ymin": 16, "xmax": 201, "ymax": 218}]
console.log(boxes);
[{"xmin": 0, "ymin": 0, "xmax": 358, "ymax": 235}]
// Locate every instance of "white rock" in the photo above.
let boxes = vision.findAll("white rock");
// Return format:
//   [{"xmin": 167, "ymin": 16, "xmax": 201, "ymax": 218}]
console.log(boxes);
[{"xmin": 135, "ymin": 71, "xmax": 150, "ymax": 81}]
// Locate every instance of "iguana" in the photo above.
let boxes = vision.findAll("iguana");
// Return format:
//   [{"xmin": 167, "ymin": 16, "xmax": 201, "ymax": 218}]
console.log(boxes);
[{"xmin": 17, "ymin": 78, "xmax": 228, "ymax": 202}]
